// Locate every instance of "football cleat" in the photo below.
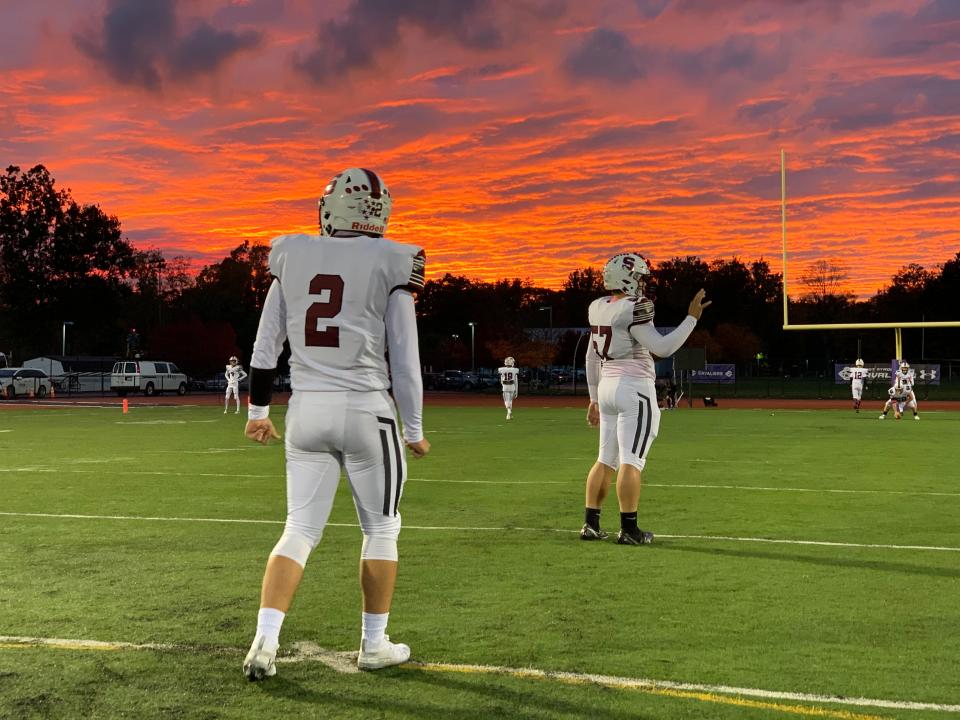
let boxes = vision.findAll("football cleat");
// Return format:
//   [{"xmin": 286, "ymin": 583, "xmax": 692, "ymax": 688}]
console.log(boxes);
[
  {"xmin": 617, "ymin": 528, "xmax": 654, "ymax": 545},
  {"xmin": 579, "ymin": 523, "xmax": 609, "ymax": 541},
  {"xmin": 878, "ymin": 414, "xmax": 885, "ymax": 420},
  {"xmin": 358, "ymin": 635, "xmax": 410, "ymax": 670},
  {"xmin": 243, "ymin": 636, "xmax": 278, "ymax": 681},
  {"xmin": 914, "ymin": 414, "xmax": 920, "ymax": 421}
]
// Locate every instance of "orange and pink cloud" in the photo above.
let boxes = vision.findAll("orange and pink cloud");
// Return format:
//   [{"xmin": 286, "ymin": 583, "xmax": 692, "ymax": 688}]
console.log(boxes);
[{"xmin": 2, "ymin": 0, "xmax": 959, "ymax": 297}]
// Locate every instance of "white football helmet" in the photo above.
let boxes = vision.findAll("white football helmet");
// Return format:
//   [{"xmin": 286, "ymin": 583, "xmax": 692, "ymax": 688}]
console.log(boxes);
[
  {"xmin": 318, "ymin": 168, "xmax": 392, "ymax": 237},
  {"xmin": 855, "ymin": 358, "xmax": 864, "ymax": 367},
  {"xmin": 229, "ymin": 356, "xmax": 239, "ymax": 365},
  {"xmin": 899, "ymin": 361, "xmax": 910, "ymax": 372},
  {"xmin": 603, "ymin": 253, "xmax": 650, "ymax": 296},
  {"xmin": 504, "ymin": 357, "xmax": 515, "ymax": 367}
]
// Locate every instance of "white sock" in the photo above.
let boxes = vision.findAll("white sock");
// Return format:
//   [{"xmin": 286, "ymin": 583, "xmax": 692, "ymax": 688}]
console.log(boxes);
[
  {"xmin": 256, "ymin": 608, "xmax": 285, "ymax": 647},
  {"xmin": 361, "ymin": 611, "xmax": 389, "ymax": 647}
]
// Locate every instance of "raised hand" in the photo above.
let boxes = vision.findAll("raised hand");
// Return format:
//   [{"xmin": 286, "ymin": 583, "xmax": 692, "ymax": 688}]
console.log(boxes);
[{"xmin": 688, "ymin": 289, "xmax": 712, "ymax": 320}]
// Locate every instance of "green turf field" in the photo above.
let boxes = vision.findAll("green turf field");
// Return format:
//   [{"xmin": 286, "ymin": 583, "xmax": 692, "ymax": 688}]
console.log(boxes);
[{"xmin": 1, "ymin": 402, "xmax": 958, "ymax": 719}]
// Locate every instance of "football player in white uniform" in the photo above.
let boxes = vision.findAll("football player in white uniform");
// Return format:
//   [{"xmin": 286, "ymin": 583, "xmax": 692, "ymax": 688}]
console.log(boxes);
[
  {"xmin": 581, "ymin": 253, "xmax": 710, "ymax": 545},
  {"xmin": 242, "ymin": 168, "xmax": 430, "ymax": 680},
  {"xmin": 880, "ymin": 360, "xmax": 920, "ymax": 420},
  {"xmin": 849, "ymin": 358, "xmax": 868, "ymax": 413},
  {"xmin": 498, "ymin": 356, "xmax": 519, "ymax": 419},
  {"xmin": 224, "ymin": 356, "xmax": 247, "ymax": 414}
]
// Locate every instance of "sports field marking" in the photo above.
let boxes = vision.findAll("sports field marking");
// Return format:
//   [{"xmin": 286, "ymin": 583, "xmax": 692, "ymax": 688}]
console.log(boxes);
[
  {"xmin": 2, "ymin": 465, "xmax": 958, "ymax": 498},
  {"xmin": 1, "ymin": 510, "xmax": 958, "ymax": 553},
  {"xmin": 115, "ymin": 419, "xmax": 220, "ymax": 425},
  {"xmin": 646, "ymin": 482, "xmax": 960, "ymax": 498},
  {"xmin": 0, "ymin": 429, "xmax": 12, "ymax": 432},
  {"xmin": 1, "ymin": 635, "xmax": 956, "ymax": 717}
]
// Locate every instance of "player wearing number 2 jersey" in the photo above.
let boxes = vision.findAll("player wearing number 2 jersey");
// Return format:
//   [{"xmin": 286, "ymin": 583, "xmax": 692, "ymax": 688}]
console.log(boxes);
[
  {"xmin": 580, "ymin": 253, "xmax": 710, "ymax": 546},
  {"xmin": 242, "ymin": 168, "xmax": 430, "ymax": 681}
]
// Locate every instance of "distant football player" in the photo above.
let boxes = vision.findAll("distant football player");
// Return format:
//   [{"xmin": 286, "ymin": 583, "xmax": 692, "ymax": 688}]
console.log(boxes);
[
  {"xmin": 850, "ymin": 358, "xmax": 868, "ymax": 413},
  {"xmin": 498, "ymin": 356, "xmax": 519, "ymax": 419},
  {"xmin": 224, "ymin": 356, "xmax": 247, "ymax": 414},
  {"xmin": 242, "ymin": 168, "xmax": 430, "ymax": 681},
  {"xmin": 895, "ymin": 360, "xmax": 920, "ymax": 420},
  {"xmin": 581, "ymin": 253, "xmax": 710, "ymax": 545}
]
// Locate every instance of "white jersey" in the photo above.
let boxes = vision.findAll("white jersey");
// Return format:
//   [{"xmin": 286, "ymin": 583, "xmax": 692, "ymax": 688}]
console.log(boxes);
[
  {"xmin": 587, "ymin": 295, "xmax": 696, "ymax": 381},
  {"xmin": 254, "ymin": 233, "xmax": 424, "ymax": 392},
  {"xmin": 896, "ymin": 370, "xmax": 915, "ymax": 393},
  {"xmin": 849, "ymin": 367, "xmax": 868, "ymax": 385},
  {"xmin": 225, "ymin": 364, "xmax": 247, "ymax": 388},
  {"xmin": 498, "ymin": 367, "xmax": 519, "ymax": 392}
]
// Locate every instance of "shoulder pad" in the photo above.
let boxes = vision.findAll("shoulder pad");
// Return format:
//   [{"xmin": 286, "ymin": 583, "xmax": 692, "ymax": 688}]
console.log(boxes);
[{"xmin": 632, "ymin": 297, "xmax": 655, "ymax": 324}]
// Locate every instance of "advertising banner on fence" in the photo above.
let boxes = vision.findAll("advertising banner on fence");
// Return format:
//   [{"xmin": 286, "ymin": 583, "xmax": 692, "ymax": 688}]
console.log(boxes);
[
  {"xmin": 690, "ymin": 364, "xmax": 736, "ymax": 384},
  {"xmin": 834, "ymin": 363, "xmax": 941, "ymax": 385}
]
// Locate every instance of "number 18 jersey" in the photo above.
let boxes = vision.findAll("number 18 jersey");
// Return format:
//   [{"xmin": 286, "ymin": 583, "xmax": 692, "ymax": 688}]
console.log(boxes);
[{"xmin": 266, "ymin": 233, "xmax": 425, "ymax": 392}]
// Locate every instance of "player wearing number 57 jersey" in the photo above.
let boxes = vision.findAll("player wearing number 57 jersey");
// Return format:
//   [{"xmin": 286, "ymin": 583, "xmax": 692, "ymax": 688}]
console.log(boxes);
[
  {"xmin": 242, "ymin": 168, "xmax": 430, "ymax": 681},
  {"xmin": 580, "ymin": 253, "xmax": 710, "ymax": 546}
]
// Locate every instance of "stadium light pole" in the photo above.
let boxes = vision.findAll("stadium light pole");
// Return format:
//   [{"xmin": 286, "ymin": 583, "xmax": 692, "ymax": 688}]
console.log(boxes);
[
  {"xmin": 468, "ymin": 322, "xmax": 476, "ymax": 373},
  {"xmin": 61, "ymin": 321, "xmax": 74, "ymax": 357},
  {"xmin": 572, "ymin": 330, "xmax": 590, "ymax": 397},
  {"xmin": 539, "ymin": 305, "xmax": 553, "ymax": 330}
]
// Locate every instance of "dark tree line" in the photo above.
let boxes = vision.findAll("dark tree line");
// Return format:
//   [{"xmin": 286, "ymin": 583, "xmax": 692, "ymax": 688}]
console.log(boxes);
[{"xmin": 2, "ymin": 164, "xmax": 958, "ymax": 377}]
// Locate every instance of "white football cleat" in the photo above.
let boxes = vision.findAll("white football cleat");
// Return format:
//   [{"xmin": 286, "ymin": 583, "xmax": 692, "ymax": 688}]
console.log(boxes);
[
  {"xmin": 878, "ymin": 414, "xmax": 885, "ymax": 420},
  {"xmin": 357, "ymin": 635, "xmax": 410, "ymax": 670},
  {"xmin": 243, "ymin": 635, "xmax": 278, "ymax": 681},
  {"xmin": 914, "ymin": 414, "xmax": 920, "ymax": 421}
]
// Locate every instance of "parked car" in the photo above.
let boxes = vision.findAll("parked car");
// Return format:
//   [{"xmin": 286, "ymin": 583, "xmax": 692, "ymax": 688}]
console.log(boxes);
[
  {"xmin": 441, "ymin": 370, "xmax": 489, "ymax": 391},
  {"xmin": 0, "ymin": 367, "xmax": 52, "ymax": 399},
  {"xmin": 110, "ymin": 360, "xmax": 189, "ymax": 396}
]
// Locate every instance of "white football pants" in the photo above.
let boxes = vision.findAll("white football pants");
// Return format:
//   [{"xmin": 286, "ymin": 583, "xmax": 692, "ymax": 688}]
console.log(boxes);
[
  {"xmin": 270, "ymin": 390, "xmax": 406, "ymax": 566},
  {"xmin": 597, "ymin": 376, "xmax": 661, "ymax": 471},
  {"xmin": 851, "ymin": 381, "xmax": 863, "ymax": 401}
]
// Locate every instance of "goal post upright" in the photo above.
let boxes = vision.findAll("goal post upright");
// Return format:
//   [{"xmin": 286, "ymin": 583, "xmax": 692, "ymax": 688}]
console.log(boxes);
[
  {"xmin": 778, "ymin": 149, "xmax": 960, "ymax": 361},
  {"xmin": 781, "ymin": 148, "xmax": 788, "ymax": 328}
]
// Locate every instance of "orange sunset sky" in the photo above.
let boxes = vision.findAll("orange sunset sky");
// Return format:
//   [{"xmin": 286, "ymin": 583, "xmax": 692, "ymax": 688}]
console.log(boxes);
[{"xmin": 2, "ymin": 0, "xmax": 959, "ymax": 297}]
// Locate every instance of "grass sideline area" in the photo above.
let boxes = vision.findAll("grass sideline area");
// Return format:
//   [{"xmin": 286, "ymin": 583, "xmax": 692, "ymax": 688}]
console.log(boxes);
[{"xmin": 1, "ymin": 403, "xmax": 958, "ymax": 719}]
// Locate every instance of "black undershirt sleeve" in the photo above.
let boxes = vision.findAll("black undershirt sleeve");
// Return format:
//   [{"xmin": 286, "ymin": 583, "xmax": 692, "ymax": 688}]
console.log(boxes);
[{"xmin": 249, "ymin": 367, "xmax": 276, "ymax": 407}]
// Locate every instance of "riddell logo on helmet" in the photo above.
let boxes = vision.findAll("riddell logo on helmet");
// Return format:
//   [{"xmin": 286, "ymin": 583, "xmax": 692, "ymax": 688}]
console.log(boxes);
[{"xmin": 351, "ymin": 221, "xmax": 384, "ymax": 232}]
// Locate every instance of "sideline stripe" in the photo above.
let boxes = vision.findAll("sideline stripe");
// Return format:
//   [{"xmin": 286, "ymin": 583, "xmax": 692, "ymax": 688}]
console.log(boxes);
[
  {"xmin": 1, "ymin": 510, "xmax": 958, "ymax": 552},
  {"xmin": 0, "ymin": 635, "xmax": 956, "ymax": 716},
  {"xmin": 2, "ymin": 465, "xmax": 959, "ymax": 498}
]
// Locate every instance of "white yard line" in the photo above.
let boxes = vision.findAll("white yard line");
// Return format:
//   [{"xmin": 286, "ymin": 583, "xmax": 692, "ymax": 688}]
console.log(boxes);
[
  {"xmin": 5, "ymin": 466, "xmax": 959, "ymax": 502},
  {"xmin": 1, "ymin": 510, "xmax": 958, "ymax": 552},
  {"xmin": 0, "ymin": 635, "xmax": 956, "ymax": 715},
  {"xmin": 1, "ymin": 465, "xmax": 956, "ymax": 498}
]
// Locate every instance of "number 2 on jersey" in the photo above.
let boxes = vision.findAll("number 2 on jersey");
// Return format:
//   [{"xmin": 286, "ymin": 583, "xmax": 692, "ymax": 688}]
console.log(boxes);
[{"xmin": 305, "ymin": 274, "xmax": 344, "ymax": 347}]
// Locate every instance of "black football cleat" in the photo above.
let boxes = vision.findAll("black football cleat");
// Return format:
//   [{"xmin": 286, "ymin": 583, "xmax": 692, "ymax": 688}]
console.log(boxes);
[
  {"xmin": 579, "ymin": 524, "xmax": 609, "ymax": 541},
  {"xmin": 616, "ymin": 528, "xmax": 654, "ymax": 545}
]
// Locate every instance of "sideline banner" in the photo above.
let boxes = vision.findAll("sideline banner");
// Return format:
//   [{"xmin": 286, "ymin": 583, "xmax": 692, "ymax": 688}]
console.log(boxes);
[
  {"xmin": 690, "ymin": 364, "xmax": 736, "ymax": 384},
  {"xmin": 834, "ymin": 363, "xmax": 940, "ymax": 385}
]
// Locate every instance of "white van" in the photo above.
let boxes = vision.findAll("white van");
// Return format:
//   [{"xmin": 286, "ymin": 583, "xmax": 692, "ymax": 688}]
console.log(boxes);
[{"xmin": 110, "ymin": 360, "xmax": 189, "ymax": 397}]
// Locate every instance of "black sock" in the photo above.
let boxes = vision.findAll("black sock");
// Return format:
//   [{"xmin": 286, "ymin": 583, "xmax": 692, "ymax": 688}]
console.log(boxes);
[
  {"xmin": 620, "ymin": 512, "xmax": 638, "ymax": 533},
  {"xmin": 585, "ymin": 507, "xmax": 601, "ymax": 530}
]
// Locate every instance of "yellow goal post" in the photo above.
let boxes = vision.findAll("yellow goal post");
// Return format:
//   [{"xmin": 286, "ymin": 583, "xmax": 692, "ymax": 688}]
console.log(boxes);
[{"xmin": 779, "ymin": 148, "xmax": 960, "ymax": 359}]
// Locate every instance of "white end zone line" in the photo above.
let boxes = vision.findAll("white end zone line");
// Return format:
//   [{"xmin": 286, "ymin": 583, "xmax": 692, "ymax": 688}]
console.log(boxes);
[
  {"xmin": 1, "ymin": 510, "xmax": 958, "ymax": 553},
  {"xmin": 0, "ymin": 635, "xmax": 956, "ymax": 715}
]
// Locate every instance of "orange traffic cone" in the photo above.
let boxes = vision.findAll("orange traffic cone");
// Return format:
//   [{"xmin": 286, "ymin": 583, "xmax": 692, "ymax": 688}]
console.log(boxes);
[{"xmin": 122, "ymin": 398, "xmax": 129, "ymax": 414}]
